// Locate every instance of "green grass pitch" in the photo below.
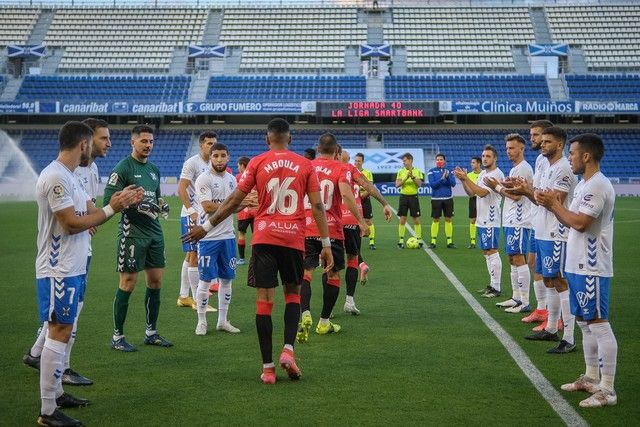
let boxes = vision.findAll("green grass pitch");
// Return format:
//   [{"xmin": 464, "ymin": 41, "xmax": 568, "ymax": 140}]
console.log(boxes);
[{"xmin": 0, "ymin": 196, "xmax": 638, "ymax": 426}]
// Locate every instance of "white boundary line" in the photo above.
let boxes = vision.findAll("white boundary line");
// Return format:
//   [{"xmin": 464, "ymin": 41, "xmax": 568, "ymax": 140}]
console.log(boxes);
[{"xmin": 395, "ymin": 211, "xmax": 588, "ymax": 427}]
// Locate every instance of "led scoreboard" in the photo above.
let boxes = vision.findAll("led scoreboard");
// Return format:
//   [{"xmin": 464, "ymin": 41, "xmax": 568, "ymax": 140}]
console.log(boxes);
[{"xmin": 317, "ymin": 101, "xmax": 438, "ymax": 119}]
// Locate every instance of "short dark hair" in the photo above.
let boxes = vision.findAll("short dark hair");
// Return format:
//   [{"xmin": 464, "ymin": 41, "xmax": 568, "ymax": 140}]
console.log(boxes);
[
  {"xmin": 542, "ymin": 126, "xmax": 567, "ymax": 143},
  {"xmin": 317, "ymin": 133, "xmax": 337, "ymax": 155},
  {"xmin": 471, "ymin": 156, "xmax": 481, "ymax": 163},
  {"xmin": 59, "ymin": 121, "xmax": 93, "ymax": 151},
  {"xmin": 530, "ymin": 120, "xmax": 554, "ymax": 130},
  {"xmin": 483, "ymin": 144, "xmax": 498, "ymax": 157},
  {"xmin": 211, "ymin": 142, "xmax": 228, "ymax": 153},
  {"xmin": 569, "ymin": 133, "xmax": 604, "ymax": 162},
  {"xmin": 303, "ymin": 148, "xmax": 316, "ymax": 160},
  {"xmin": 199, "ymin": 131, "xmax": 218, "ymax": 143},
  {"xmin": 505, "ymin": 133, "xmax": 526, "ymax": 145},
  {"xmin": 81, "ymin": 118, "xmax": 108, "ymax": 132},
  {"xmin": 131, "ymin": 124, "xmax": 154, "ymax": 136},
  {"xmin": 267, "ymin": 118, "xmax": 290, "ymax": 135},
  {"xmin": 435, "ymin": 153, "xmax": 446, "ymax": 161},
  {"xmin": 355, "ymin": 152, "xmax": 365, "ymax": 160},
  {"xmin": 237, "ymin": 156, "xmax": 250, "ymax": 167},
  {"xmin": 402, "ymin": 152, "xmax": 413, "ymax": 161}
]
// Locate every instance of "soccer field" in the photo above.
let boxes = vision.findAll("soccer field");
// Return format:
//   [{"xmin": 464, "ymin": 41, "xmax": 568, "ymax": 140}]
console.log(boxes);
[{"xmin": 1, "ymin": 196, "xmax": 638, "ymax": 426}]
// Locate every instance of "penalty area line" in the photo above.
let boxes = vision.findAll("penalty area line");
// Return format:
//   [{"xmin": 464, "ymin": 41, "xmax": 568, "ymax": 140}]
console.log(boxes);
[{"xmin": 394, "ymin": 212, "xmax": 587, "ymax": 427}]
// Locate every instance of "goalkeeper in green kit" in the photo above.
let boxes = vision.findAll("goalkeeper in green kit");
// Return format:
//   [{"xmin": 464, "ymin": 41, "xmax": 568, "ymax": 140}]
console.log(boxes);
[{"xmin": 103, "ymin": 124, "xmax": 172, "ymax": 352}]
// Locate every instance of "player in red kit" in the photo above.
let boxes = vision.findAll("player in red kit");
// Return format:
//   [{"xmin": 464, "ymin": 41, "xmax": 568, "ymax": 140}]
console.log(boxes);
[
  {"xmin": 297, "ymin": 134, "xmax": 368, "ymax": 343},
  {"xmin": 235, "ymin": 156, "xmax": 257, "ymax": 265},
  {"xmin": 183, "ymin": 119, "xmax": 333, "ymax": 384}
]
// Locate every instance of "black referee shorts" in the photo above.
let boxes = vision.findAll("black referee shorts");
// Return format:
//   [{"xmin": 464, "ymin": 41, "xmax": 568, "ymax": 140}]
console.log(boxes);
[
  {"xmin": 431, "ymin": 198, "xmax": 454, "ymax": 218},
  {"xmin": 468, "ymin": 196, "xmax": 477, "ymax": 219},
  {"xmin": 398, "ymin": 194, "xmax": 421, "ymax": 218}
]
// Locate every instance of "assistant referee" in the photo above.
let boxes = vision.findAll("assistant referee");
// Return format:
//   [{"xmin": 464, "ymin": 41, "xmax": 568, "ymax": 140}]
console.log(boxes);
[{"xmin": 395, "ymin": 152, "xmax": 424, "ymax": 248}]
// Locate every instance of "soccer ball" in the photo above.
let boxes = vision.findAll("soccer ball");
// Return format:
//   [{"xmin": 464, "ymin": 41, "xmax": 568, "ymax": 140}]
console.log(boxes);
[{"xmin": 406, "ymin": 237, "xmax": 420, "ymax": 249}]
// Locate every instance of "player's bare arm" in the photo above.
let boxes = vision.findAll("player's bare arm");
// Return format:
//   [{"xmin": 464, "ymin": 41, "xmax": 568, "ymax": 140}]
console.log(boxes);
[
  {"xmin": 354, "ymin": 174, "xmax": 392, "ymax": 221},
  {"xmin": 182, "ymin": 187, "xmax": 248, "ymax": 243},
  {"xmin": 536, "ymin": 189, "xmax": 594, "ymax": 232},
  {"xmin": 57, "ymin": 185, "xmax": 143, "ymax": 234},
  {"xmin": 177, "ymin": 177, "xmax": 197, "ymax": 222},
  {"xmin": 308, "ymin": 190, "xmax": 334, "ymax": 272},
  {"xmin": 339, "ymin": 181, "xmax": 370, "ymax": 237},
  {"xmin": 485, "ymin": 176, "xmax": 521, "ymax": 201}
]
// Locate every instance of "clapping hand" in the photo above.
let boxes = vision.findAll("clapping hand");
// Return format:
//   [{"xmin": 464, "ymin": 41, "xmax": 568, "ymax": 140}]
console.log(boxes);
[
  {"xmin": 453, "ymin": 166, "xmax": 467, "ymax": 180},
  {"xmin": 483, "ymin": 176, "xmax": 499, "ymax": 190},
  {"xmin": 534, "ymin": 189, "xmax": 560, "ymax": 209}
]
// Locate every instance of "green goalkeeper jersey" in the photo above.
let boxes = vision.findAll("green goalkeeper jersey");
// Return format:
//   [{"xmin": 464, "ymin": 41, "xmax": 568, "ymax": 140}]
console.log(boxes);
[{"xmin": 104, "ymin": 155, "xmax": 163, "ymax": 238}]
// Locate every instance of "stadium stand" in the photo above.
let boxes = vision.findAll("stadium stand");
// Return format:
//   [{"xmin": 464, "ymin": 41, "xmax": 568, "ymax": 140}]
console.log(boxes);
[
  {"xmin": 206, "ymin": 75, "xmax": 366, "ymax": 102},
  {"xmin": 385, "ymin": 75, "xmax": 550, "ymax": 100},
  {"xmin": 219, "ymin": 7, "xmax": 367, "ymax": 72},
  {"xmin": 0, "ymin": 6, "xmax": 39, "ymax": 46},
  {"xmin": 15, "ymin": 75, "xmax": 191, "ymax": 103},
  {"xmin": 546, "ymin": 5, "xmax": 640, "ymax": 70},
  {"xmin": 383, "ymin": 129, "xmax": 640, "ymax": 179},
  {"xmin": 383, "ymin": 7, "xmax": 535, "ymax": 71},
  {"xmin": 44, "ymin": 7, "xmax": 207, "ymax": 72},
  {"xmin": 565, "ymin": 74, "xmax": 640, "ymax": 100}
]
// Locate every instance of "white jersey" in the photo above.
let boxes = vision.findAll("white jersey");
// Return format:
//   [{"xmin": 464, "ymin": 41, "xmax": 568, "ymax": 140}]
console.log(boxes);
[
  {"xmin": 503, "ymin": 160, "xmax": 534, "ymax": 228},
  {"xmin": 36, "ymin": 160, "xmax": 90, "ymax": 279},
  {"xmin": 565, "ymin": 172, "xmax": 614, "ymax": 277},
  {"xmin": 179, "ymin": 154, "xmax": 210, "ymax": 216},
  {"xmin": 74, "ymin": 162, "xmax": 99, "ymax": 256},
  {"xmin": 536, "ymin": 157, "xmax": 577, "ymax": 242},
  {"xmin": 476, "ymin": 167, "xmax": 504, "ymax": 228},
  {"xmin": 531, "ymin": 154, "xmax": 549, "ymax": 235},
  {"xmin": 195, "ymin": 170, "xmax": 236, "ymax": 241}
]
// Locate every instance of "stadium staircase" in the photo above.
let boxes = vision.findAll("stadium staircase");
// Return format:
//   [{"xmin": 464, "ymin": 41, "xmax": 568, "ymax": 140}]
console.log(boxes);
[
  {"xmin": 0, "ymin": 77, "xmax": 22, "ymax": 102},
  {"xmin": 510, "ymin": 47, "xmax": 530, "ymax": 74},
  {"xmin": 529, "ymin": 7, "xmax": 553, "ymax": 44},
  {"xmin": 344, "ymin": 46, "xmax": 362, "ymax": 76},
  {"xmin": 169, "ymin": 48, "xmax": 189, "ymax": 75},
  {"xmin": 546, "ymin": 77, "xmax": 569, "ymax": 100},
  {"xmin": 27, "ymin": 9, "xmax": 54, "ymax": 45},
  {"xmin": 40, "ymin": 48, "xmax": 64, "ymax": 75},
  {"xmin": 568, "ymin": 48, "xmax": 589, "ymax": 74},
  {"xmin": 223, "ymin": 48, "xmax": 242, "ymax": 75},
  {"xmin": 189, "ymin": 73, "xmax": 211, "ymax": 102},
  {"xmin": 202, "ymin": 9, "xmax": 223, "ymax": 45},
  {"xmin": 367, "ymin": 78, "xmax": 384, "ymax": 101}
]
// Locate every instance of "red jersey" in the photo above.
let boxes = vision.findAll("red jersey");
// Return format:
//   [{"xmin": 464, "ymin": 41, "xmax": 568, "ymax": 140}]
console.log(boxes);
[
  {"xmin": 341, "ymin": 163, "xmax": 364, "ymax": 226},
  {"xmin": 304, "ymin": 157, "xmax": 349, "ymax": 240},
  {"xmin": 236, "ymin": 172, "xmax": 257, "ymax": 220},
  {"xmin": 237, "ymin": 149, "xmax": 319, "ymax": 251}
]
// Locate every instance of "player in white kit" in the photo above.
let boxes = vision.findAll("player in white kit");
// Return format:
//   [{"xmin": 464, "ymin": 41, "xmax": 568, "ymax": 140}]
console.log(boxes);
[
  {"xmin": 23, "ymin": 118, "xmax": 111, "ymax": 387},
  {"xmin": 177, "ymin": 131, "xmax": 217, "ymax": 312},
  {"xmin": 454, "ymin": 145, "xmax": 504, "ymax": 298},
  {"xmin": 194, "ymin": 143, "xmax": 255, "ymax": 335},
  {"xmin": 33, "ymin": 121, "xmax": 142, "ymax": 427},
  {"xmin": 485, "ymin": 133, "xmax": 533, "ymax": 313},
  {"xmin": 536, "ymin": 133, "xmax": 618, "ymax": 407},
  {"xmin": 507, "ymin": 126, "xmax": 578, "ymax": 353}
]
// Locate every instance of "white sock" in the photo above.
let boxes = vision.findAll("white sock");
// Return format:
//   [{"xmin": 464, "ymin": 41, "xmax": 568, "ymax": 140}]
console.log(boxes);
[
  {"xmin": 188, "ymin": 267, "xmax": 200, "ymax": 299},
  {"xmin": 510, "ymin": 265, "xmax": 520, "ymax": 301},
  {"xmin": 40, "ymin": 337, "xmax": 66, "ymax": 416},
  {"xmin": 486, "ymin": 252, "xmax": 502, "ymax": 291},
  {"xmin": 545, "ymin": 287, "xmax": 560, "ymax": 334},
  {"xmin": 30, "ymin": 321, "xmax": 48, "ymax": 358},
  {"xmin": 533, "ymin": 280, "xmax": 546, "ymax": 310},
  {"xmin": 517, "ymin": 265, "xmax": 531, "ymax": 305},
  {"xmin": 64, "ymin": 301, "xmax": 83, "ymax": 370},
  {"xmin": 345, "ymin": 295, "xmax": 354, "ymax": 305},
  {"xmin": 217, "ymin": 278, "xmax": 232, "ymax": 326},
  {"xmin": 196, "ymin": 280, "xmax": 210, "ymax": 323},
  {"xmin": 558, "ymin": 290, "xmax": 575, "ymax": 344},
  {"xmin": 284, "ymin": 344, "xmax": 294, "ymax": 352},
  {"xmin": 179, "ymin": 260, "xmax": 190, "ymax": 298},
  {"xmin": 590, "ymin": 322, "xmax": 618, "ymax": 393},
  {"xmin": 578, "ymin": 321, "xmax": 599, "ymax": 381}
]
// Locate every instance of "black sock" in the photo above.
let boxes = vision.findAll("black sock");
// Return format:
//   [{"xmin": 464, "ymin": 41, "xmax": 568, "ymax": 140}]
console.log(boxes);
[
  {"xmin": 255, "ymin": 314, "xmax": 273, "ymax": 364},
  {"xmin": 284, "ymin": 303, "xmax": 300, "ymax": 346},
  {"xmin": 358, "ymin": 254, "xmax": 364, "ymax": 265},
  {"xmin": 238, "ymin": 243, "xmax": 245, "ymax": 259},
  {"xmin": 300, "ymin": 278, "xmax": 311, "ymax": 313},
  {"xmin": 345, "ymin": 266, "xmax": 358, "ymax": 297},
  {"xmin": 321, "ymin": 282, "xmax": 339, "ymax": 319}
]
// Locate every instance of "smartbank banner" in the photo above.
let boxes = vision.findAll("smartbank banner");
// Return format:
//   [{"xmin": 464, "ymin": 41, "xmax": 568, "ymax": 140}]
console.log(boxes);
[
  {"xmin": 0, "ymin": 101, "xmax": 302, "ymax": 115},
  {"xmin": 357, "ymin": 148, "xmax": 425, "ymax": 174},
  {"xmin": 439, "ymin": 100, "xmax": 640, "ymax": 114},
  {"xmin": 374, "ymin": 182, "xmax": 432, "ymax": 196}
]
